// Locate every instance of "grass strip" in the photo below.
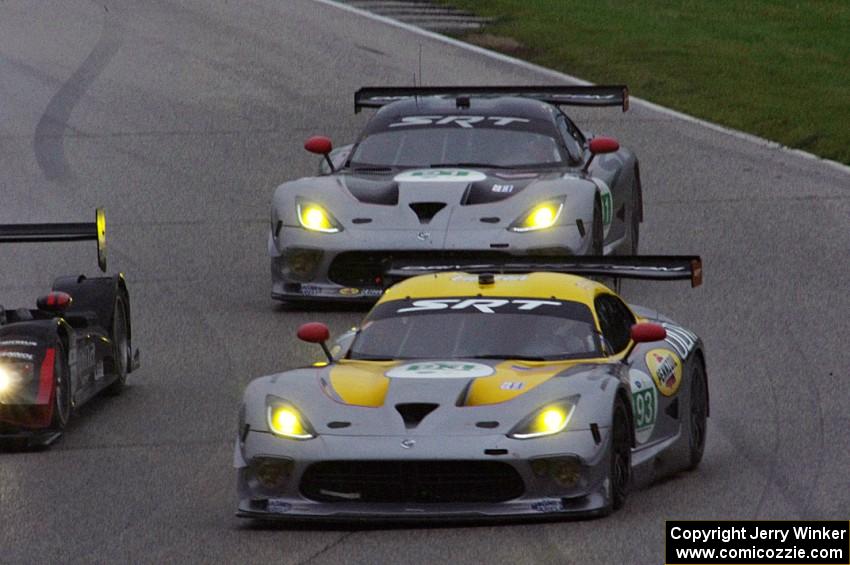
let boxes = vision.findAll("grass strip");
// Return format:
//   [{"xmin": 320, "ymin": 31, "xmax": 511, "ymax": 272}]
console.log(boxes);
[{"xmin": 440, "ymin": 0, "xmax": 850, "ymax": 165}]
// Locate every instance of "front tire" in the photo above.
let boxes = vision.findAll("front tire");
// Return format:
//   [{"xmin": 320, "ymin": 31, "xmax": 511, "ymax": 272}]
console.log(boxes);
[{"xmin": 606, "ymin": 396, "xmax": 631, "ymax": 512}]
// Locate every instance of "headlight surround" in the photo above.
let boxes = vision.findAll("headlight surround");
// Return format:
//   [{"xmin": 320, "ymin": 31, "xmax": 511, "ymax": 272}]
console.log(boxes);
[
  {"xmin": 296, "ymin": 199, "xmax": 342, "ymax": 233},
  {"xmin": 508, "ymin": 197, "xmax": 566, "ymax": 232},
  {"xmin": 266, "ymin": 396, "xmax": 316, "ymax": 440},
  {"xmin": 508, "ymin": 397, "xmax": 577, "ymax": 439}
]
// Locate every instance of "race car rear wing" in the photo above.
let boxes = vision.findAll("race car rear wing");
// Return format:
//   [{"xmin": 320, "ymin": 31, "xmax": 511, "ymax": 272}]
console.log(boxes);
[
  {"xmin": 384, "ymin": 255, "xmax": 702, "ymax": 288},
  {"xmin": 355, "ymin": 85, "xmax": 629, "ymax": 113},
  {"xmin": 0, "ymin": 208, "xmax": 107, "ymax": 272}
]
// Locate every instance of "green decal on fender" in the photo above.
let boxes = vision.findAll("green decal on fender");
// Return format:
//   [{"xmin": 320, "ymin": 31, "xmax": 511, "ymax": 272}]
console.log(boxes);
[{"xmin": 629, "ymin": 369, "xmax": 657, "ymax": 444}]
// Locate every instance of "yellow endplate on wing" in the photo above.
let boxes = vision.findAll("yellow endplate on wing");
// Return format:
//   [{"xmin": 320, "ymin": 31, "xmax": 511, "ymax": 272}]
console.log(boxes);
[
  {"xmin": 464, "ymin": 360, "xmax": 583, "ymax": 406},
  {"xmin": 329, "ymin": 361, "xmax": 395, "ymax": 407}
]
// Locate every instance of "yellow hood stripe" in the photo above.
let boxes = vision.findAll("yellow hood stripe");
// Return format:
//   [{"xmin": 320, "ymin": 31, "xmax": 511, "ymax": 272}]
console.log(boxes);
[
  {"xmin": 329, "ymin": 359, "xmax": 592, "ymax": 407},
  {"xmin": 464, "ymin": 360, "xmax": 583, "ymax": 406},
  {"xmin": 329, "ymin": 361, "xmax": 394, "ymax": 407}
]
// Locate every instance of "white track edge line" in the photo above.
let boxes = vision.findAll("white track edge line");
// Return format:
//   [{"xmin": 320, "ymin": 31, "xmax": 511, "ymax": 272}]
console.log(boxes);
[{"xmin": 312, "ymin": 0, "xmax": 850, "ymax": 176}]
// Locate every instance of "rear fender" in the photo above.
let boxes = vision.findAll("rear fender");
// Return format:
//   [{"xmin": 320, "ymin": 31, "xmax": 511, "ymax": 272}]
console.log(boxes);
[
  {"xmin": 53, "ymin": 274, "xmax": 118, "ymax": 329},
  {"xmin": 52, "ymin": 273, "xmax": 135, "ymax": 373}
]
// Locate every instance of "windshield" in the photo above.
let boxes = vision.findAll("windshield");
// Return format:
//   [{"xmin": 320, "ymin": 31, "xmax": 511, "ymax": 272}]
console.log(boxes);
[
  {"xmin": 348, "ymin": 297, "xmax": 601, "ymax": 361},
  {"xmin": 349, "ymin": 128, "xmax": 564, "ymax": 169}
]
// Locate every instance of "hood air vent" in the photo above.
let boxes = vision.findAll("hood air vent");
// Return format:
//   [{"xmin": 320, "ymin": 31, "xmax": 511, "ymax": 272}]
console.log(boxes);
[
  {"xmin": 409, "ymin": 202, "xmax": 446, "ymax": 224},
  {"xmin": 396, "ymin": 403, "xmax": 439, "ymax": 429}
]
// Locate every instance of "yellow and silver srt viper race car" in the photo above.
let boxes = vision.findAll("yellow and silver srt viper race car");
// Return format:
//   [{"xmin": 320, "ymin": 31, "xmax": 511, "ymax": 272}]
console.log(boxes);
[{"xmin": 236, "ymin": 256, "xmax": 707, "ymax": 521}]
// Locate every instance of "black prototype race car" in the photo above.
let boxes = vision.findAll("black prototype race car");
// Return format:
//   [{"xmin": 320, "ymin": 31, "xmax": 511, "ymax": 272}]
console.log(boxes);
[{"xmin": 0, "ymin": 210, "xmax": 139, "ymax": 448}]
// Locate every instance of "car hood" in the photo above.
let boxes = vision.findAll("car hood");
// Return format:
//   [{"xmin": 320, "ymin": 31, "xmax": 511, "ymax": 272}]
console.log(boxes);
[{"xmin": 324, "ymin": 358, "xmax": 589, "ymax": 407}]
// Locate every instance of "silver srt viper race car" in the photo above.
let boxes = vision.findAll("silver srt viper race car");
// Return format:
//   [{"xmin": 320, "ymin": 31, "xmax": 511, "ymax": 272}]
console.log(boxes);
[
  {"xmin": 236, "ymin": 256, "xmax": 707, "ymax": 521},
  {"xmin": 269, "ymin": 86, "xmax": 643, "ymax": 302}
]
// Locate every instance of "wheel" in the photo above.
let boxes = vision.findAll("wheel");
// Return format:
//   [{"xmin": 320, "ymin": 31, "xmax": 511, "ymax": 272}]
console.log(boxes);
[
  {"xmin": 591, "ymin": 198, "xmax": 604, "ymax": 255},
  {"xmin": 104, "ymin": 296, "xmax": 129, "ymax": 396},
  {"xmin": 621, "ymin": 180, "xmax": 640, "ymax": 255},
  {"xmin": 666, "ymin": 359, "xmax": 709, "ymax": 473},
  {"xmin": 50, "ymin": 342, "xmax": 71, "ymax": 431},
  {"xmin": 607, "ymin": 396, "xmax": 631, "ymax": 511},
  {"xmin": 686, "ymin": 361, "xmax": 708, "ymax": 470}
]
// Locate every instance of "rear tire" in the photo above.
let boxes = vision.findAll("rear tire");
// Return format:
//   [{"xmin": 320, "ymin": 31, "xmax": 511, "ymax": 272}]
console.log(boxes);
[
  {"xmin": 105, "ymin": 296, "xmax": 129, "ymax": 396},
  {"xmin": 686, "ymin": 361, "xmax": 708, "ymax": 470},
  {"xmin": 666, "ymin": 359, "xmax": 709, "ymax": 473},
  {"xmin": 621, "ymin": 181, "xmax": 640, "ymax": 255},
  {"xmin": 591, "ymin": 198, "xmax": 604, "ymax": 255},
  {"xmin": 50, "ymin": 343, "xmax": 71, "ymax": 431}
]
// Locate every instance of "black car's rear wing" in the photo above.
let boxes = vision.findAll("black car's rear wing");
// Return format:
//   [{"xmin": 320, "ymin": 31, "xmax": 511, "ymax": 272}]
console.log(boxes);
[
  {"xmin": 384, "ymin": 255, "xmax": 702, "ymax": 288},
  {"xmin": 0, "ymin": 208, "xmax": 107, "ymax": 272},
  {"xmin": 354, "ymin": 85, "xmax": 629, "ymax": 113}
]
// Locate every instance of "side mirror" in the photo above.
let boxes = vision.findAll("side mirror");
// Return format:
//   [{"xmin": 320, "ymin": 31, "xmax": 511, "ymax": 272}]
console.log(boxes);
[
  {"xmin": 622, "ymin": 322, "xmax": 666, "ymax": 361},
  {"xmin": 583, "ymin": 136, "xmax": 620, "ymax": 173},
  {"xmin": 304, "ymin": 136, "xmax": 335, "ymax": 173},
  {"xmin": 36, "ymin": 292, "xmax": 72, "ymax": 313},
  {"xmin": 630, "ymin": 322, "xmax": 667, "ymax": 343},
  {"xmin": 297, "ymin": 322, "xmax": 332, "ymax": 361},
  {"xmin": 589, "ymin": 136, "xmax": 620, "ymax": 155}
]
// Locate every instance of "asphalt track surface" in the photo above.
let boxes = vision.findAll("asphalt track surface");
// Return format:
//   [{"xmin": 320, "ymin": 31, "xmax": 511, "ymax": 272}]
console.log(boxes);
[{"xmin": 1, "ymin": 1, "xmax": 848, "ymax": 563}]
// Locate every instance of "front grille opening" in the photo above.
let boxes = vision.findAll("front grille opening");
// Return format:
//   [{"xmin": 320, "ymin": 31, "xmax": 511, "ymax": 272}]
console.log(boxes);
[
  {"xmin": 395, "ymin": 403, "xmax": 439, "ymax": 429},
  {"xmin": 300, "ymin": 460, "xmax": 524, "ymax": 503},
  {"xmin": 409, "ymin": 202, "xmax": 446, "ymax": 224}
]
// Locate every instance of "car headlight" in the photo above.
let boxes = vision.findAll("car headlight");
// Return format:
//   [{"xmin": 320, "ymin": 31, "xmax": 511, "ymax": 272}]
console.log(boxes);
[
  {"xmin": 0, "ymin": 365, "xmax": 13, "ymax": 393},
  {"xmin": 508, "ymin": 198, "xmax": 565, "ymax": 232},
  {"xmin": 0, "ymin": 361, "xmax": 35, "ymax": 401},
  {"xmin": 266, "ymin": 396, "xmax": 316, "ymax": 440},
  {"xmin": 296, "ymin": 200, "xmax": 342, "ymax": 233},
  {"xmin": 508, "ymin": 397, "xmax": 577, "ymax": 439}
]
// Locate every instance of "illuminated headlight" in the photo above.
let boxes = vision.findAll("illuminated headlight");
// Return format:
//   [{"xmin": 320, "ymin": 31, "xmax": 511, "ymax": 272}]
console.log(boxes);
[
  {"xmin": 0, "ymin": 366, "xmax": 13, "ymax": 393},
  {"xmin": 508, "ymin": 198, "xmax": 565, "ymax": 232},
  {"xmin": 0, "ymin": 362, "xmax": 33, "ymax": 399},
  {"xmin": 508, "ymin": 397, "xmax": 577, "ymax": 439},
  {"xmin": 296, "ymin": 200, "xmax": 342, "ymax": 233},
  {"xmin": 266, "ymin": 396, "xmax": 316, "ymax": 440}
]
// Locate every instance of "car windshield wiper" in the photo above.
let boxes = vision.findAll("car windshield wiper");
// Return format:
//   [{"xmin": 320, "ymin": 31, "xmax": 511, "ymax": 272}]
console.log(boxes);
[
  {"xmin": 429, "ymin": 162, "xmax": 511, "ymax": 169},
  {"xmin": 470, "ymin": 354, "xmax": 548, "ymax": 361},
  {"xmin": 346, "ymin": 354, "xmax": 396, "ymax": 361},
  {"xmin": 352, "ymin": 165, "xmax": 394, "ymax": 173}
]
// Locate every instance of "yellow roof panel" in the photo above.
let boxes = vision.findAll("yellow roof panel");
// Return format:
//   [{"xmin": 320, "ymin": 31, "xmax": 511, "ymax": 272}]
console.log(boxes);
[{"xmin": 379, "ymin": 272, "xmax": 610, "ymax": 307}]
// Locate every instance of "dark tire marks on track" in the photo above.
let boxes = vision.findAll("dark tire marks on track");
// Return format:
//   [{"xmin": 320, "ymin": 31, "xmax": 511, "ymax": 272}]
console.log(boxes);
[{"xmin": 33, "ymin": 7, "xmax": 122, "ymax": 182}]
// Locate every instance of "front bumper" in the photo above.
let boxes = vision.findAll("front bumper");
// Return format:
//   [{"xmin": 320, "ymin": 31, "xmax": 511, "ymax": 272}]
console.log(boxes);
[
  {"xmin": 235, "ymin": 427, "xmax": 613, "ymax": 521},
  {"xmin": 269, "ymin": 224, "xmax": 593, "ymax": 302}
]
